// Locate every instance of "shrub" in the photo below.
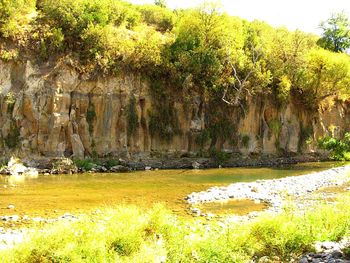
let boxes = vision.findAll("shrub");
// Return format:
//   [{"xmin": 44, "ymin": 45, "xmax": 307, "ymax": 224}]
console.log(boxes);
[
  {"xmin": 241, "ymin": 134, "xmax": 250, "ymax": 148},
  {"xmin": 73, "ymin": 159, "xmax": 98, "ymax": 171},
  {"xmin": 138, "ymin": 4, "xmax": 175, "ymax": 32},
  {"xmin": 318, "ymin": 133, "xmax": 350, "ymax": 161}
]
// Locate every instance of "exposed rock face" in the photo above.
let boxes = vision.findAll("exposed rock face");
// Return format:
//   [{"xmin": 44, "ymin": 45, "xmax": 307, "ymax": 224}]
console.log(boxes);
[{"xmin": 0, "ymin": 59, "xmax": 349, "ymax": 159}]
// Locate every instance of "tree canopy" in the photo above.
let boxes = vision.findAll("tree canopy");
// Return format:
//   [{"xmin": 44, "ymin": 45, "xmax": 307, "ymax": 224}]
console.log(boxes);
[
  {"xmin": 0, "ymin": 0, "xmax": 349, "ymax": 110},
  {"xmin": 317, "ymin": 12, "xmax": 350, "ymax": 53}
]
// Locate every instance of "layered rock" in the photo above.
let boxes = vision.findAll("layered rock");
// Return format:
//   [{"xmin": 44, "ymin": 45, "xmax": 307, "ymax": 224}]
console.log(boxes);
[{"xmin": 0, "ymin": 59, "xmax": 349, "ymax": 159}]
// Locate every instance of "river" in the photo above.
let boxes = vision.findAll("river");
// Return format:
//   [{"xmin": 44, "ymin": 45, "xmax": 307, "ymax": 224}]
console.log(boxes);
[{"xmin": 0, "ymin": 162, "xmax": 342, "ymax": 218}]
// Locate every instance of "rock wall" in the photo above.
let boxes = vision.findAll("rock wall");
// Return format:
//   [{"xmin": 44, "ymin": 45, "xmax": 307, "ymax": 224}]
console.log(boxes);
[{"xmin": 0, "ymin": 59, "xmax": 349, "ymax": 159}]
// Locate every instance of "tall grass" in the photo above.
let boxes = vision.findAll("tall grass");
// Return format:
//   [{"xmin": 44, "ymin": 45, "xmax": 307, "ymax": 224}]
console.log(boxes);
[{"xmin": 1, "ymin": 197, "xmax": 350, "ymax": 263}]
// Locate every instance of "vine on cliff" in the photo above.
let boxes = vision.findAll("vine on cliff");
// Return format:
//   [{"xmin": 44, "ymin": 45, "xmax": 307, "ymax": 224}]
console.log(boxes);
[
  {"xmin": 86, "ymin": 102, "xmax": 96, "ymax": 135},
  {"xmin": 148, "ymin": 79, "xmax": 181, "ymax": 142},
  {"xmin": 126, "ymin": 94, "xmax": 139, "ymax": 137},
  {"xmin": 4, "ymin": 122, "xmax": 20, "ymax": 149}
]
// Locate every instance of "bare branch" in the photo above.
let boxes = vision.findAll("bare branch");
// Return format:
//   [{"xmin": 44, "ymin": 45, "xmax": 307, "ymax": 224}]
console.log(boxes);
[{"xmin": 222, "ymin": 46, "xmax": 261, "ymax": 107}]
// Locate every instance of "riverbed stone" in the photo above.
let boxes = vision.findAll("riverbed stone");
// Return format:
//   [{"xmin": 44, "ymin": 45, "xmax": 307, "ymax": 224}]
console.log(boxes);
[
  {"xmin": 110, "ymin": 165, "xmax": 130, "ymax": 172},
  {"xmin": 186, "ymin": 165, "xmax": 350, "ymax": 218}
]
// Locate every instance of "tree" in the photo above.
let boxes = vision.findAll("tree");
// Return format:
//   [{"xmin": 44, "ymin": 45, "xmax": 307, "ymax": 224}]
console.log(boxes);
[
  {"xmin": 296, "ymin": 48, "xmax": 350, "ymax": 107},
  {"xmin": 317, "ymin": 12, "xmax": 350, "ymax": 52},
  {"xmin": 154, "ymin": 0, "xmax": 166, "ymax": 8}
]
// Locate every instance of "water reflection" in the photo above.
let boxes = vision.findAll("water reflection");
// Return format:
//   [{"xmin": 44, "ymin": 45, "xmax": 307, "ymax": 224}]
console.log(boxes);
[{"xmin": 0, "ymin": 162, "xmax": 343, "ymax": 217}]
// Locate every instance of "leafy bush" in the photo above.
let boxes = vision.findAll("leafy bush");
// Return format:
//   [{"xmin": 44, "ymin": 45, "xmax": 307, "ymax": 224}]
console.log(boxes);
[
  {"xmin": 241, "ymin": 134, "xmax": 250, "ymax": 148},
  {"xmin": 138, "ymin": 4, "xmax": 175, "ymax": 32},
  {"xmin": 74, "ymin": 159, "xmax": 99, "ymax": 171},
  {"xmin": 210, "ymin": 148, "xmax": 231, "ymax": 165},
  {"xmin": 318, "ymin": 133, "xmax": 350, "ymax": 161},
  {"xmin": 0, "ymin": 0, "xmax": 35, "ymax": 38}
]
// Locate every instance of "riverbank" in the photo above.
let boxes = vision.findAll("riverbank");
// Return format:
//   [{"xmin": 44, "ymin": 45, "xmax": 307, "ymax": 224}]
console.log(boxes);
[
  {"xmin": 186, "ymin": 165, "xmax": 350, "ymax": 218},
  {"xmin": 0, "ymin": 198, "xmax": 350, "ymax": 263},
  {"xmin": 0, "ymin": 153, "xmax": 330, "ymax": 175},
  {"xmin": 0, "ymin": 165, "xmax": 350, "ymax": 261}
]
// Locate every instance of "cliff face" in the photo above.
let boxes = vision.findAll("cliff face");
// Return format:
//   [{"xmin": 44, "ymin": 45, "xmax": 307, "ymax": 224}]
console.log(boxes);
[{"xmin": 0, "ymin": 59, "xmax": 349, "ymax": 159}]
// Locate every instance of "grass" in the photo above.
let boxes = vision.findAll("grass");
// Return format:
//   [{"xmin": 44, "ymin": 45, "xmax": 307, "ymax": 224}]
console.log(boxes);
[{"xmin": 1, "ymin": 196, "xmax": 350, "ymax": 263}]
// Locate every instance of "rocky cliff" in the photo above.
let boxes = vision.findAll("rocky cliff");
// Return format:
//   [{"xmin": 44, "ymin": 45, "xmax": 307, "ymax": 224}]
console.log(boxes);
[{"xmin": 0, "ymin": 59, "xmax": 349, "ymax": 160}]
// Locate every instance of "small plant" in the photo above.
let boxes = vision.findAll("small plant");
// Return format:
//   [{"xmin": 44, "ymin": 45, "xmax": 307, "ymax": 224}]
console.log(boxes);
[
  {"xmin": 86, "ymin": 103, "xmax": 96, "ymax": 135},
  {"xmin": 5, "ymin": 92, "xmax": 16, "ymax": 114},
  {"xmin": 74, "ymin": 159, "xmax": 98, "ymax": 171},
  {"xmin": 104, "ymin": 159, "xmax": 119, "ymax": 169},
  {"xmin": 148, "ymin": 106, "xmax": 181, "ymax": 142},
  {"xmin": 195, "ymin": 129, "xmax": 210, "ymax": 150},
  {"xmin": 299, "ymin": 125, "xmax": 313, "ymax": 152},
  {"xmin": 210, "ymin": 148, "xmax": 230, "ymax": 165},
  {"xmin": 268, "ymin": 119, "xmax": 282, "ymax": 137},
  {"xmin": 0, "ymin": 48, "xmax": 18, "ymax": 61},
  {"xmin": 241, "ymin": 134, "xmax": 250, "ymax": 148}
]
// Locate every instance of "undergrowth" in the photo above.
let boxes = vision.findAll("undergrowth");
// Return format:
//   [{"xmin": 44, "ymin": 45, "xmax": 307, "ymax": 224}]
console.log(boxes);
[{"xmin": 1, "ymin": 195, "xmax": 350, "ymax": 262}]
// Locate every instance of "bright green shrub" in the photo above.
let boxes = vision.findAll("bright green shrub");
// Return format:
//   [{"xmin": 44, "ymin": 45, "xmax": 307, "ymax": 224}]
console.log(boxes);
[{"xmin": 318, "ymin": 133, "xmax": 350, "ymax": 161}]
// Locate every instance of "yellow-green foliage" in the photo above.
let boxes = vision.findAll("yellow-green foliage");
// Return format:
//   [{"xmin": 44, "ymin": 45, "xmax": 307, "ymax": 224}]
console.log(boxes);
[
  {"xmin": 0, "ymin": 0, "xmax": 350, "ymax": 109},
  {"xmin": 2, "ymin": 196, "xmax": 350, "ymax": 263},
  {"xmin": 0, "ymin": 0, "xmax": 35, "ymax": 38},
  {"xmin": 300, "ymin": 49, "xmax": 350, "ymax": 104}
]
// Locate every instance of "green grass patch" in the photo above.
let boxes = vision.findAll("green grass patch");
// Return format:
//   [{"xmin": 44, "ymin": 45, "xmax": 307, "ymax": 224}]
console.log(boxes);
[{"xmin": 1, "ymin": 196, "xmax": 350, "ymax": 262}]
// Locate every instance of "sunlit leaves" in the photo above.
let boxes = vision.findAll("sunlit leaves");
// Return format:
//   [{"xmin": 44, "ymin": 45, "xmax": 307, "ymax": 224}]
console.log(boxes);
[{"xmin": 318, "ymin": 12, "xmax": 350, "ymax": 52}]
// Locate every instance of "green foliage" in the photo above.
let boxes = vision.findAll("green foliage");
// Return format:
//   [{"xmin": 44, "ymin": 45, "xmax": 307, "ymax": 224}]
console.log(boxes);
[
  {"xmin": 241, "ymin": 134, "xmax": 250, "ymax": 148},
  {"xmin": 73, "ymin": 159, "xmax": 98, "ymax": 171},
  {"xmin": 318, "ymin": 133, "xmax": 350, "ymax": 161},
  {"xmin": 296, "ymin": 48, "xmax": 350, "ymax": 107},
  {"xmin": 86, "ymin": 103, "xmax": 96, "ymax": 135},
  {"xmin": 104, "ymin": 159, "xmax": 119, "ymax": 169},
  {"xmin": 0, "ymin": 48, "xmax": 19, "ymax": 61},
  {"xmin": 0, "ymin": 0, "xmax": 35, "ymax": 38},
  {"xmin": 195, "ymin": 129, "xmax": 211, "ymax": 150},
  {"xmin": 74, "ymin": 158, "xmax": 120, "ymax": 171},
  {"xmin": 138, "ymin": 4, "xmax": 174, "ymax": 32},
  {"xmin": 299, "ymin": 125, "xmax": 313, "ymax": 152},
  {"xmin": 126, "ymin": 95, "xmax": 139, "ymax": 137},
  {"xmin": 268, "ymin": 119, "xmax": 282, "ymax": 136},
  {"xmin": 2, "ymin": 197, "xmax": 350, "ymax": 262},
  {"xmin": 5, "ymin": 92, "xmax": 16, "ymax": 114},
  {"xmin": 148, "ymin": 80, "xmax": 181, "ymax": 142},
  {"xmin": 206, "ymin": 104, "xmax": 235, "ymax": 144},
  {"xmin": 148, "ymin": 106, "xmax": 181, "ymax": 142},
  {"xmin": 154, "ymin": 0, "xmax": 167, "ymax": 8},
  {"xmin": 210, "ymin": 148, "xmax": 231, "ymax": 165},
  {"xmin": 4, "ymin": 122, "xmax": 20, "ymax": 149},
  {"xmin": 317, "ymin": 12, "xmax": 350, "ymax": 52},
  {"xmin": 1, "ymin": 0, "xmax": 350, "ymax": 112}
]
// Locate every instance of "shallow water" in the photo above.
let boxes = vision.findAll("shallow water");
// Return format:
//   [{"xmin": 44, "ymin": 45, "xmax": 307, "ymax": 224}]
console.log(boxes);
[{"xmin": 0, "ymin": 162, "xmax": 343, "ymax": 217}]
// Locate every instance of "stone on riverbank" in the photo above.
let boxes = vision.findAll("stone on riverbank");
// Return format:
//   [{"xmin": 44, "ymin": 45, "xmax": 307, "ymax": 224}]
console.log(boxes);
[
  {"xmin": 186, "ymin": 165, "xmax": 350, "ymax": 215},
  {"xmin": 7, "ymin": 157, "xmax": 39, "ymax": 177}
]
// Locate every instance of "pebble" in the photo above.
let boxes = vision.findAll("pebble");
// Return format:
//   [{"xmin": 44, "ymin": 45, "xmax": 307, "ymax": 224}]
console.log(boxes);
[
  {"xmin": 190, "ymin": 208, "xmax": 201, "ymax": 216},
  {"xmin": 299, "ymin": 239, "xmax": 350, "ymax": 263},
  {"xmin": 186, "ymin": 166, "xmax": 350, "ymax": 217},
  {"xmin": 7, "ymin": 205, "xmax": 15, "ymax": 210}
]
